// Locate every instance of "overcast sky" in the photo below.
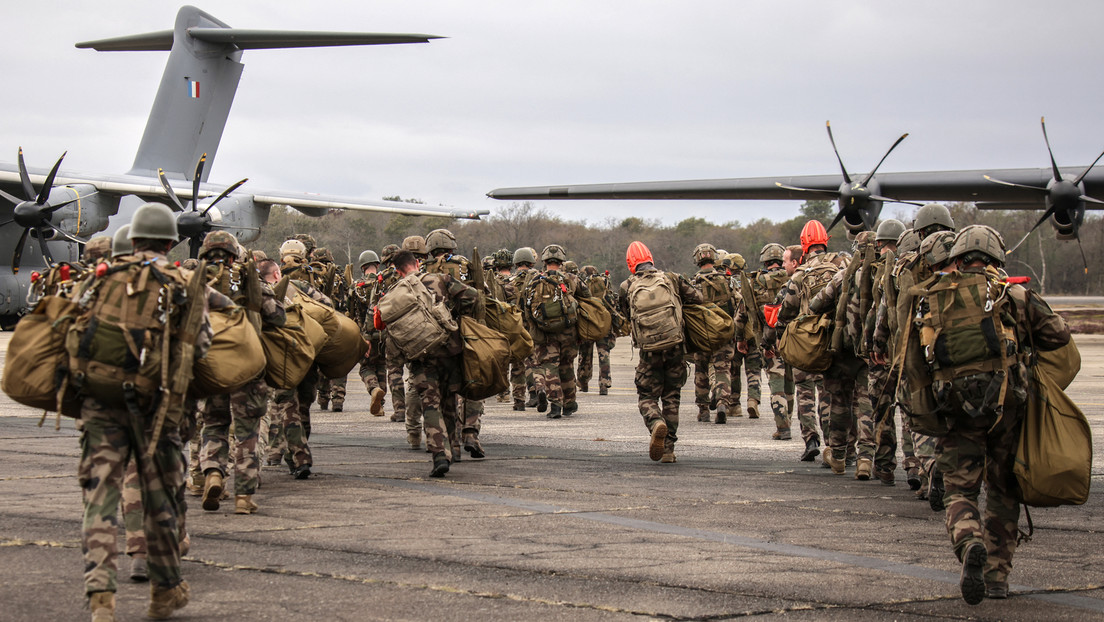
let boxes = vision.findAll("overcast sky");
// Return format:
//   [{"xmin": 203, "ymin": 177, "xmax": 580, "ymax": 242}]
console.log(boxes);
[{"xmin": 3, "ymin": 1, "xmax": 1103, "ymax": 227}]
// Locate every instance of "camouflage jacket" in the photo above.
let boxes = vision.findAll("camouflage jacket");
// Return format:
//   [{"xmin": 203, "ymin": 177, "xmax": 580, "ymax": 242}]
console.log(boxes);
[
  {"xmin": 204, "ymin": 262, "xmax": 285, "ymax": 327},
  {"xmin": 808, "ymin": 246, "xmax": 878, "ymax": 358},
  {"xmin": 523, "ymin": 268, "xmax": 592, "ymax": 340},
  {"xmin": 871, "ymin": 249, "xmax": 926, "ymax": 360},
  {"xmin": 490, "ymin": 272, "xmax": 518, "ymax": 305},
  {"xmin": 765, "ymin": 250, "xmax": 847, "ymax": 348},
  {"xmin": 692, "ymin": 266, "xmax": 737, "ymax": 316},
  {"xmin": 733, "ymin": 266, "xmax": 789, "ymax": 344}
]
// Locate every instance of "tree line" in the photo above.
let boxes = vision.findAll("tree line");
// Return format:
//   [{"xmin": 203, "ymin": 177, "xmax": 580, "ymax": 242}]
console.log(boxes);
[{"xmin": 250, "ymin": 199, "xmax": 1101, "ymax": 295}]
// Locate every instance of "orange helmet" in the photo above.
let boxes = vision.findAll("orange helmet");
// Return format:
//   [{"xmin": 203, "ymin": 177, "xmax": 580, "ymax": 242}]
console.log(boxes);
[
  {"xmin": 800, "ymin": 220, "xmax": 830, "ymax": 253},
  {"xmin": 626, "ymin": 241, "xmax": 653, "ymax": 274}
]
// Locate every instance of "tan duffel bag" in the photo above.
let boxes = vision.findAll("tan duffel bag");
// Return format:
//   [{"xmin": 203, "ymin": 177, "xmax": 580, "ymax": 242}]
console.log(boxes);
[
  {"xmin": 260, "ymin": 303, "xmax": 323, "ymax": 389},
  {"xmin": 192, "ymin": 306, "xmax": 266, "ymax": 395},
  {"xmin": 1, "ymin": 296, "xmax": 80, "ymax": 413}
]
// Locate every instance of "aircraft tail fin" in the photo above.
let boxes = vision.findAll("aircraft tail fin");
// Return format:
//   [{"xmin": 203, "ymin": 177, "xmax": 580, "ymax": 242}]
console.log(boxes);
[{"xmin": 76, "ymin": 6, "xmax": 442, "ymax": 182}]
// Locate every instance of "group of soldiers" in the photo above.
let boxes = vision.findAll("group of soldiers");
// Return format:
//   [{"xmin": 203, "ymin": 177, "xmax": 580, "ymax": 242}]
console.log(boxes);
[{"xmin": 25, "ymin": 200, "xmax": 1072, "ymax": 618}]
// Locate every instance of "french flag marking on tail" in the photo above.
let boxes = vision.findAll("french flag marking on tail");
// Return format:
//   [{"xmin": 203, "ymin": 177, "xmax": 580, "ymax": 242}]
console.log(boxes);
[{"xmin": 187, "ymin": 79, "xmax": 200, "ymax": 99}]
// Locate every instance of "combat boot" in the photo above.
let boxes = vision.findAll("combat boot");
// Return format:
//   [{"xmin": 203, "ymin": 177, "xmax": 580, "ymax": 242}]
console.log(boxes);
[
  {"xmin": 563, "ymin": 401, "xmax": 578, "ymax": 417},
  {"xmin": 855, "ymin": 458, "xmax": 873, "ymax": 481},
  {"xmin": 928, "ymin": 469, "xmax": 946, "ymax": 512},
  {"xmin": 129, "ymin": 554, "xmax": 148, "ymax": 582},
  {"xmin": 579, "ymin": 380, "xmax": 589, "ymax": 392},
  {"xmin": 660, "ymin": 451, "xmax": 677, "ymax": 463},
  {"xmin": 407, "ymin": 431, "xmax": 422, "ymax": 450},
  {"xmin": 800, "ymin": 437, "xmax": 820, "ymax": 462},
  {"xmin": 697, "ymin": 405, "xmax": 710, "ymax": 422},
  {"xmin": 389, "ymin": 412, "xmax": 404, "ymax": 422},
  {"xmin": 875, "ymin": 468, "xmax": 896, "ymax": 486},
  {"xmin": 496, "ymin": 392, "xmax": 510, "ymax": 403},
  {"xmin": 771, "ymin": 429, "xmax": 792, "ymax": 441},
  {"xmin": 318, "ymin": 396, "xmax": 329, "ymax": 411},
  {"xmin": 526, "ymin": 392, "xmax": 538, "ymax": 408},
  {"xmin": 906, "ymin": 467, "xmax": 922, "ymax": 490},
  {"xmin": 823, "ymin": 450, "xmax": 846, "ymax": 475},
  {"xmin": 513, "ymin": 399, "xmax": 526, "ymax": 411},
  {"xmin": 201, "ymin": 471, "xmax": 223, "ymax": 511},
  {"xmin": 536, "ymin": 391, "xmax": 548, "ymax": 413},
  {"xmin": 369, "ymin": 388, "xmax": 386, "ymax": 416},
  {"xmin": 463, "ymin": 433, "xmax": 486, "ymax": 459},
  {"xmin": 986, "ymin": 582, "xmax": 1009, "ymax": 599},
  {"xmin": 747, "ymin": 399, "xmax": 759, "ymax": 419},
  {"xmin": 430, "ymin": 452, "xmax": 450, "ymax": 478},
  {"xmin": 547, "ymin": 403, "xmax": 562, "ymax": 419},
  {"xmin": 715, "ymin": 406, "xmax": 726, "ymax": 424},
  {"xmin": 332, "ymin": 400, "xmax": 343, "ymax": 413},
  {"xmin": 959, "ymin": 542, "xmax": 987, "ymax": 605},
  {"xmin": 148, "ymin": 581, "xmax": 189, "ymax": 620},
  {"xmin": 89, "ymin": 591, "xmax": 115, "ymax": 622},
  {"xmin": 598, "ymin": 386, "xmax": 608, "ymax": 396},
  {"xmin": 186, "ymin": 470, "xmax": 203, "ymax": 497},
  {"xmin": 648, "ymin": 420, "xmax": 668, "ymax": 462},
  {"xmin": 235, "ymin": 494, "xmax": 259, "ymax": 515}
]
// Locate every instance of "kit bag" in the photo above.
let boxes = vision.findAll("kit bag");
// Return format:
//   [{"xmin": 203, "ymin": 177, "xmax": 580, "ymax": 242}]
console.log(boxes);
[
  {"xmin": 1014, "ymin": 366, "xmax": 1092, "ymax": 507},
  {"xmin": 778, "ymin": 314, "xmax": 833, "ymax": 373},
  {"xmin": 378, "ymin": 273, "xmax": 457, "ymax": 361},
  {"xmin": 576, "ymin": 296, "xmax": 612, "ymax": 342},
  {"xmin": 682, "ymin": 303, "xmax": 735, "ymax": 354},
  {"xmin": 628, "ymin": 271, "xmax": 683, "ymax": 352},
  {"xmin": 483, "ymin": 297, "xmax": 533, "ymax": 360},
  {"xmin": 260, "ymin": 302, "xmax": 321, "ymax": 389},
  {"xmin": 458, "ymin": 316, "xmax": 511, "ymax": 400},
  {"xmin": 192, "ymin": 306, "xmax": 266, "ymax": 395},
  {"xmin": 1, "ymin": 296, "xmax": 80, "ymax": 413},
  {"xmin": 526, "ymin": 273, "xmax": 578, "ymax": 333}
]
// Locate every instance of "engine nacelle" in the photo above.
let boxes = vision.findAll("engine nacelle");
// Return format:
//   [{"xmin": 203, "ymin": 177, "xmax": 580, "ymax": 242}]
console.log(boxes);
[{"xmin": 195, "ymin": 194, "xmax": 269, "ymax": 243}]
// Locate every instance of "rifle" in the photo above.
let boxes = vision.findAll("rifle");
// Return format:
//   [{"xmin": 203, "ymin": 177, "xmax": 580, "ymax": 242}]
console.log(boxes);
[
  {"xmin": 740, "ymin": 270, "xmax": 762, "ymax": 338},
  {"xmin": 830, "ymin": 250, "xmax": 864, "ymax": 354},
  {"xmin": 242, "ymin": 258, "xmax": 263, "ymax": 333},
  {"xmin": 469, "ymin": 247, "xmax": 487, "ymax": 322}
]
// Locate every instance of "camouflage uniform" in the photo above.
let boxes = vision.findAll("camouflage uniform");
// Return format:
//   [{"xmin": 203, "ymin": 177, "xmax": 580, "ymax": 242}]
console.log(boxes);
[
  {"xmin": 734, "ymin": 264, "xmax": 791, "ymax": 430},
  {"xmin": 372, "ymin": 262, "xmax": 407, "ymax": 421},
  {"xmin": 619, "ymin": 264, "xmax": 702, "ymax": 458},
  {"xmin": 525, "ymin": 267, "xmax": 591, "ymax": 415},
  {"xmin": 691, "ymin": 265, "xmax": 737, "ymax": 420},
  {"xmin": 310, "ymin": 250, "xmax": 349, "ymax": 411},
  {"xmin": 577, "ymin": 271, "xmax": 618, "ymax": 395},
  {"xmin": 508, "ymin": 266, "xmax": 538, "ymax": 406}
]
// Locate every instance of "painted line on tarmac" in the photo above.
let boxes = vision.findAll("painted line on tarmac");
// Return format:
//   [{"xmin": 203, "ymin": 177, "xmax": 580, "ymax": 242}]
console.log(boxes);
[{"xmin": 375, "ymin": 477, "xmax": 1104, "ymax": 614}]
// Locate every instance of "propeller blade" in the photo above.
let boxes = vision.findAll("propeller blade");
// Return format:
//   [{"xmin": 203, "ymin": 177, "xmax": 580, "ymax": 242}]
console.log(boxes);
[
  {"xmin": 825, "ymin": 121, "xmax": 852, "ymax": 184},
  {"xmin": 41, "ymin": 220, "xmax": 86, "ymax": 244},
  {"xmin": 11, "ymin": 227, "xmax": 29, "ymax": 273},
  {"xmin": 191, "ymin": 153, "xmax": 207, "ymax": 211},
  {"xmin": 983, "ymin": 175, "xmax": 1049, "ymax": 193},
  {"xmin": 1080, "ymin": 195, "xmax": 1104, "ymax": 206},
  {"xmin": 825, "ymin": 208, "xmax": 848, "ymax": 233},
  {"xmin": 774, "ymin": 182, "xmax": 839, "ymax": 197},
  {"xmin": 158, "ymin": 168, "xmax": 187, "ymax": 212},
  {"xmin": 189, "ymin": 236, "xmax": 203, "ymax": 259},
  {"xmin": 860, "ymin": 133, "xmax": 909, "ymax": 187},
  {"xmin": 1073, "ymin": 147, "xmax": 1104, "ymax": 185},
  {"xmin": 1006, "ymin": 205, "xmax": 1060, "ymax": 255},
  {"xmin": 0, "ymin": 218, "xmax": 13, "ymax": 227},
  {"xmin": 1040, "ymin": 117, "xmax": 1063, "ymax": 182},
  {"xmin": 16, "ymin": 148, "xmax": 35, "ymax": 200},
  {"xmin": 0, "ymin": 187, "xmax": 21, "ymax": 205},
  {"xmin": 210, "ymin": 224, "xmax": 261, "ymax": 232},
  {"xmin": 36, "ymin": 229, "xmax": 55, "ymax": 267},
  {"xmin": 869, "ymin": 194, "xmax": 923, "ymax": 207},
  {"xmin": 1076, "ymin": 235, "xmax": 1089, "ymax": 274},
  {"xmin": 202, "ymin": 178, "xmax": 248, "ymax": 215},
  {"xmin": 36, "ymin": 152, "xmax": 67, "ymax": 205}
]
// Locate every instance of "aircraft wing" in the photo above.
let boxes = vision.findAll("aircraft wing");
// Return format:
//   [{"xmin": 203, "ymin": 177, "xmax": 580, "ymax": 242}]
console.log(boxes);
[
  {"xmin": 488, "ymin": 167, "xmax": 1104, "ymax": 207},
  {"xmin": 248, "ymin": 189, "xmax": 489, "ymax": 219}
]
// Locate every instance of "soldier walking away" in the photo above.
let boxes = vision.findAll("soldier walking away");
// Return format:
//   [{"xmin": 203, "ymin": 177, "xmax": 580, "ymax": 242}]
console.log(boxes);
[
  {"xmin": 619, "ymin": 241, "xmax": 703, "ymax": 463},
  {"xmin": 734, "ymin": 243, "xmax": 791, "ymax": 431},
  {"xmin": 578, "ymin": 265, "xmax": 619, "ymax": 396},
  {"xmin": 690, "ymin": 243, "xmax": 737, "ymax": 423}
]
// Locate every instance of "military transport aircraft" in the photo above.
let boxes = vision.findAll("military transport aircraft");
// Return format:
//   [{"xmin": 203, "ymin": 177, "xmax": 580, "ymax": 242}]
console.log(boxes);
[
  {"xmin": 488, "ymin": 119, "xmax": 1104, "ymax": 247},
  {"xmin": 0, "ymin": 5, "xmax": 488, "ymax": 328}
]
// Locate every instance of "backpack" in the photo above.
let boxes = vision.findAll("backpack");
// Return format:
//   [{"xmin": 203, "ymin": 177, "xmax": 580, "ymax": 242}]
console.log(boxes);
[
  {"xmin": 378, "ymin": 273, "xmax": 457, "ymax": 360},
  {"xmin": 627, "ymin": 271, "xmax": 683, "ymax": 352},
  {"xmin": 484, "ymin": 297, "xmax": 534, "ymax": 360},
  {"xmin": 797, "ymin": 253, "xmax": 846, "ymax": 314},
  {"xmin": 682, "ymin": 303, "xmax": 734, "ymax": 354},
  {"xmin": 1014, "ymin": 364, "xmax": 1092, "ymax": 507},
  {"xmin": 694, "ymin": 270, "xmax": 735, "ymax": 316},
  {"xmin": 293, "ymin": 287, "xmax": 368, "ymax": 378},
  {"xmin": 1, "ymin": 295, "xmax": 81, "ymax": 415},
  {"xmin": 576, "ymin": 296, "xmax": 612, "ymax": 342},
  {"xmin": 525, "ymin": 272, "xmax": 578, "ymax": 333},
  {"xmin": 458, "ymin": 316, "xmax": 511, "ymax": 400},
  {"xmin": 586, "ymin": 273, "xmax": 625, "ymax": 334}
]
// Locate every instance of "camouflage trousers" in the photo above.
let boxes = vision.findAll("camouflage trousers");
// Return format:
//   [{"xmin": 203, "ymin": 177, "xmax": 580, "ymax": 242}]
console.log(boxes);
[
  {"xmin": 317, "ymin": 374, "xmax": 348, "ymax": 409},
  {"xmin": 405, "ymin": 371, "xmax": 424, "ymax": 437},
  {"xmin": 635, "ymin": 347, "xmax": 688, "ymax": 451},
  {"xmin": 868, "ymin": 363, "xmax": 900, "ymax": 475},
  {"xmin": 510, "ymin": 354, "xmax": 529, "ymax": 402},
  {"xmin": 533, "ymin": 332, "xmax": 579, "ymax": 408},
  {"xmin": 359, "ymin": 349, "xmax": 387, "ymax": 394},
  {"xmin": 199, "ymin": 376, "xmax": 268, "ymax": 496},
  {"xmin": 409, "ymin": 355, "xmax": 462, "ymax": 460},
  {"xmin": 937, "ymin": 407, "xmax": 1023, "ymax": 585},
  {"xmin": 78, "ymin": 398, "xmax": 185, "ymax": 594},
  {"xmin": 386, "ymin": 344, "xmax": 407, "ymax": 419},
  {"xmin": 823, "ymin": 358, "xmax": 873, "ymax": 461},
  {"xmin": 694, "ymin": 341, "xmax": 734, "ymax": 411},
  {"xmin": 728, "ymin": 346, "xmax": 744, "ymax": 407},
  {"xmin": 267, "ymin": 386, "xmax": 312, "ymax": 469},
  {"xmin": 764, "ymin": 354, "xmax": 791, "ymax": 433},
  {"xmin": 578, "ymin": 334, "xmax": 615, "ymax": 390},
  {"xmin": 792, "ymin": 368, "xmax": 828, "ymax": 444},
  {"xmin": 121, "ymin": 460, "xmax": 147, "ymax": 556},
  {"xmin": 743, "ymin": 347, "xmax": 763, "ymax": 406},
  {"xmin": 297, "ymin": 372, "xmax": 317, "ymax": 439}
]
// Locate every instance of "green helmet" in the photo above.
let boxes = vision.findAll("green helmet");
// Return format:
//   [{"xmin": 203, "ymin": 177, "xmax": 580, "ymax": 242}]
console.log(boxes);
[
  {"xmin": 561, "ymin": 260, "xmax": 578, "ymax": 274},
  {"xmin": 875, "ymin": 219, "xmax": 907, "ymax": 243},
  {"xmin": 380, "ymin": 244, "xmax": 400, "ymax": 264},
  {"xmin": 513, "ymin": 247, "xmax": 538, "ymax": 266},
  {"xmin": 425, "ymin": 229, "xmax": 458, "ymax": 254},
  {"xmin": 919, "ymin": 230, "xmax": 957, "ymax": 269},
  {"xmin": 913, "ymin": 203, "xmax": 954, "ymax": 234},
  {"xmin": 759, "ymin": 243, "xmax": 785, "ymax": 266},
  {"xmin": 492, "ymin": 248, "xmax": 513, "ymax": 269},
  {"xmin": 84, "ymin": 236, "xmax": 112, "ymax": 262},
  {"xmin": 692, "ymin": 243, "xmax": 718, "ymax": 266},
  {"xmin": 852, "ymin": 230, "xmax": 876, "ymax": 250},
  {"xmin": 128, "ymin": 202, "xmax": 178, "ymax": 241},
  {"xmin": 358, "ymin": 250, "xmax": 380, "ymax": 270},
  {"xmin": 949, "ymin": 224, "xmax": 1005, "ymax": 266},
  {"xmin": 541, "ymin": 244, "xmax": 567, "ymax": 263},
  {"xmin": 311, "ymin": 247, "xmax": 334, "ymax": 263},
  {"xmin": 199, "ymin": 231, "xmax": 240, "ymax": 261},
  {"xmin": 896, "ymin": 229, "xmax": 921, "ymax": 255},
  {"xmin": 401, "ymin": 235, "xmax": 428, "ymax": 256}
]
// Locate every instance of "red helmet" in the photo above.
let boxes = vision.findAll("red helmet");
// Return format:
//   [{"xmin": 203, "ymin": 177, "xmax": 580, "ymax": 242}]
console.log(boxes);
[
  {"xmin": 800, "ymin": 220, "xmax": 830, "ymax": 253},
  {"xmin": 626, "ymin": 241, "xmax": 653, "ymax": 274}
]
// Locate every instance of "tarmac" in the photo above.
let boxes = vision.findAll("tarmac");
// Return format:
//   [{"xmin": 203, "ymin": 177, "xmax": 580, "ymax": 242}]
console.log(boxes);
[{"xmin": 2, "ymin": 331, "xmax": 1104, "ymax": 621}]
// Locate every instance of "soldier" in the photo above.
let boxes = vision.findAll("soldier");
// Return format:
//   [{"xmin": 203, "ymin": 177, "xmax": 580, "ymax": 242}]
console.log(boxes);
[
  {"xmin": 385, "ymin": 249, "xmax": 480, "ymax": 477},
  {"xmin": 781, "ymin": 244, "xmax": 829, "ymax": 461},
  {"xmin": 377, "ymin": 244, "xmax": 408, "ymax": 425},
  {"xmin": 397, "ymin": 236, "xmax": 432, "ymax": 447},
  {"xmin": 350, "ymin": 250, "xmax": 388, "ymax": 415},
  {"xmin": 619, "ymin": 241, "xmax": 703, "ymax": 463},
  {"xmin": 577, "ymin": 265, "xmax": 618, "ymax": 396},
  {"xmin": 735, "ymin": 243, "xmax": 791, "ymax": 433},
  {"xmin": 487, "ymin": 249, "xmax": 519, "ymax": 403},
  {"xmin": 76, "ymin": 202, "xmax": 230, "ymax": 620},
  {"xmin": 510, "ymin": 247, "xmax": 540, "ymax": 410},
  {"xmin": 196, "ymin": 231, "xmax": 284, "ymax": 515},
  {"xmin": 523, "ymin": 244, "xmax": 591, "ymax": 418},
  {"xmin": 690, "ymin": 243, "xmax": 736, "ymax": 423},
  {"xmin": 311, "ymin": 246, "xmax": 348, "ymax": 412},
  {"xmin": 903, "ymin": 225, "xmax": 1069, "ymax": 604},
  {"xmin": 722, "ymin": 253, "xmax": 748, "ymax": 416},
  {"xmin": 83, "ymin": 235, "xmax": 113, "ymax": 264}
]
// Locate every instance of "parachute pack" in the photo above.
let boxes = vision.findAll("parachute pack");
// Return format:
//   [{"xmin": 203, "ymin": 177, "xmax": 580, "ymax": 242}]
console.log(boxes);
[
  {"xmin": 378, "ymin": 273, "xmax": 458, "ymax": 360},
  {"xmin": 694, "ymin": 271, "xmax": 735, "ymax": 317},
  {"xmin": 525, "ymin": 272, "xmax": 578, "ymax": 334},
  {"xmin": 627, "ymin": 271, "xmax": 683, "ymax": 352},
  {"xmin": 682, "ymin": 303, "xmax": 735, "ymax": 354}
]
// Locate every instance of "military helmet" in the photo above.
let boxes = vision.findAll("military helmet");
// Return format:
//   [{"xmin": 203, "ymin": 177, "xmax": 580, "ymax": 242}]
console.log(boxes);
[
  {"xmin": 401, "ymin": 235, "xmax": 428, "ymax": 256},
  {"xmin": 279, "ymin": 238, "xmax": 307, "ymax": 260},
  {"xmin": 292, "ymin": 234, "xmax": 317, "ymax": 255},
  {"xmin": 563, "ymin": 260, "xmax": 579, "ymax": 274},
  {"xmin": 128, "ymin": 202, "xmax": 178, "ymax": 241},
  {"xmin": 357, "ymin": 250, "xmax": 380, "ymax": 270},
  {"xmin": 180, "ymin": 258, "xmax": 199, "ymax": 270},
  {"xmin": 626, "ymin": 241, "xmax": 653, "ymax": 274},
  {"xmin": 199, "ymin": 230, "xmax": 240, "ymax": 261},
  {"xmin": 250, "ymin": 249, "xmax": 267, "ymax": 261},
  {"xmin": 582, "ymin": 265, "xmax": 599, "ymax": 276},
  {"xmin": 896, "ymin": 229, "xmax": 921, "ymax": 255},
  {"xmin": 759, "ymin": 242, "xmax": 785, "ymax": 266},
  {"xmin": 692, "ymin": 243, "xmax": 718, "ymax": 266},
  {"xmin": 541, "ymin": 244, "xmax": 567, "ymax": 263},
  {"xmin": 913, "ymin": 203, "xmax": 955, "ymax": 233},
  {"xmin": 482, "ymin": 256, "xmax": 494, "ymax": 271},
  {"xmin": 950, "ymin": 224, "xmax": 1005, "ymax": 266},
  {"xmin": 492, "ymin": 248, "xmax": 513, "ymax": 269},
  {"xmin": 919, "ymin": 230, "xmax": 957, "ymax": 269},
  {"xmin": 311, "ymin": 247, "xmax": 334, "ymax": 263},
  {"xmin": 800, "ymin": 220, "xmax": 830, "ymax": 253},
  {"xmin": 425, "ymin": 228, "xmax": 458, "ymax": 254},
  {"xmin": 83, "ymin": 236, "xmax": 112, "ymax": 262},
  {"xmin": 726, "ymin": 252, "xmax": 746, "ymax": 271},
  {"xmin": 380, "ymin": 244, "xmax": 400, "ymax": 264},
  {"xmin": 513, "ymin": 247, "xmax": 538, "ymax": 266},
  {"xmin": 853, "ymin": 230, "xmax": 877, "ymax": 249},
  {"xmin": 875, "ymin": 219, "xmax": 907, "ymax": 243}
]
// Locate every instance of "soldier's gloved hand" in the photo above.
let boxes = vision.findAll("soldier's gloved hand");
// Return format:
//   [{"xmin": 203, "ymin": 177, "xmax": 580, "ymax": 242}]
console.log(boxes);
[
  {"xmin": 764, "ymin": 348, "xmax": 777, "ymax": 360},
  {"xmin": 736, "ymin": 340, "xmax": 748, "ymax": 354}
]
